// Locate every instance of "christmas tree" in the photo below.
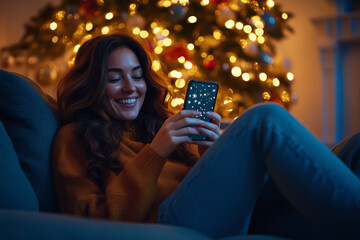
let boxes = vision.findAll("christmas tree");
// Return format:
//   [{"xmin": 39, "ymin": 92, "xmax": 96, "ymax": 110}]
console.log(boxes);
[{"xmin": 1, "ymin": 0, "xmax": 295, "ymax": 118}]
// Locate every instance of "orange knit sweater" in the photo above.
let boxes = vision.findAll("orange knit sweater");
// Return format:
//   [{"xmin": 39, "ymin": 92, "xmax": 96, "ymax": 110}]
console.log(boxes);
[{"xmin": 52, "ymin": 124, "xmax": 199, "ymax": 222}]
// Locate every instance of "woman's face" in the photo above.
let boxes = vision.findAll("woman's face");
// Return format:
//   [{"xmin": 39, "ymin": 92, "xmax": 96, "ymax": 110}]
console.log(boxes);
[{"xmin": 103, "ymin": 47, "xmax": 147, "ymax": 121}]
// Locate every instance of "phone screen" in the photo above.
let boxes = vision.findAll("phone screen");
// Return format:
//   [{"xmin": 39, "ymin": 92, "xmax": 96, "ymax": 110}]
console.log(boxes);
[{"xmin": 183, "ymin": 80, "xmax": 219, "ymax": 140}]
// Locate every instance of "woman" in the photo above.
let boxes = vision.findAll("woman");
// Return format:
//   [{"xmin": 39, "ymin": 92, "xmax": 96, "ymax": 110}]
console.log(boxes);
[{"xmin": 53, "ymin": 33, "xmax": 360, "ymax": 239}]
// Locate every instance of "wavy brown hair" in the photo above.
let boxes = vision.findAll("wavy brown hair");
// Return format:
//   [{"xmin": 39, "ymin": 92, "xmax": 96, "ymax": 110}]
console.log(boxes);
[{"xmin": 57, "ymin": 33, "xmax": 197, "ymax": 184}]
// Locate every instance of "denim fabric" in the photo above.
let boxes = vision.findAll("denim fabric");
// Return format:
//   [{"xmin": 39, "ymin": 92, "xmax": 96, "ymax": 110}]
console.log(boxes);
[{"xmin": 157, "ymin": 103, "xmax": 360, "ymax": 239}]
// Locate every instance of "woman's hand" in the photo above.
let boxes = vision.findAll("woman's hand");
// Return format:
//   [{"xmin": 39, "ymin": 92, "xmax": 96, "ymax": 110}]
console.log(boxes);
[
  {"xmin": 150, "ymin": 110, "xmax": 206, "ymax": 158},
  {"xmin": 194, "ymin": 111, "xmax": 222, "ymax": 156}
]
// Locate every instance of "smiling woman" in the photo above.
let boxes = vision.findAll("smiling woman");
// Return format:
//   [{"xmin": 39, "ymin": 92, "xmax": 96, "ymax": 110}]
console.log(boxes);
[
  {"xmin": 103, "ymin": 47, "xmax": 147, "ymax": 122},
  {"xmin": 52, "ymin": 33, "xmax": 360, "ymax": 240}
]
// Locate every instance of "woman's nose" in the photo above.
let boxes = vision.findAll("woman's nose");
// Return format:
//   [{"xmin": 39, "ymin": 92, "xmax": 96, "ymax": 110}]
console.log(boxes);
[{"xmin": 122, "ymin": 76, "xmax": 136, "ymax": 91}]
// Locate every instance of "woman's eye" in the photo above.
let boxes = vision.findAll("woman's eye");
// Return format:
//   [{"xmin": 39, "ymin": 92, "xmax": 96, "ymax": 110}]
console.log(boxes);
[
  {"xmin": 132, "ymin": 75, "xmax": 144, "ymax": 80},
  {"xmin": 108, "ymin": 78, "xmax": 121, "ymax": 83}
]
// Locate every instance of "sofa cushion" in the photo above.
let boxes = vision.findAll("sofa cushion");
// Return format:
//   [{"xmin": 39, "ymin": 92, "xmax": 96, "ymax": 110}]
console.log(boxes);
[
  {"xmin": 0, "ymin": 121, "xmax": 38, "ymax": 210},
  {"xmin": 0, "ymin": 70, "xmax": 61, "ymax": 212}
]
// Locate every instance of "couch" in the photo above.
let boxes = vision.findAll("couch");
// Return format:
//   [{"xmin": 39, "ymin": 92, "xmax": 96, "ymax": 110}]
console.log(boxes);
[{"xmin": 0, "ymin": 69, "xmax": 359, "ymax": 239}]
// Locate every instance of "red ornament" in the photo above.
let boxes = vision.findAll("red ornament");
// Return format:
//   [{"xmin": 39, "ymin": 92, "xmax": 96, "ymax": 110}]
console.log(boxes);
[
  {"xmin": 79, "ymin": 0, "xmax": 100, "ymax": 18},
  {"xmin": 210, "ymin": 0, "xmax": 229, "ymax": 5},
  {"xmin": 164, "ymin": 44, "xmax": 190, "ymax": 64},
  {"xmin": 203, "ymin": 58, "xmax": 217, "ymax": 70}
]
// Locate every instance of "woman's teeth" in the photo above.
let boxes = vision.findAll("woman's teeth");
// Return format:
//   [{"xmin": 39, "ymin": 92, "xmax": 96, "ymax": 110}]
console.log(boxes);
[{"xmin": 118, "ymin": 98, "xmax": 136, "ymax": 104}]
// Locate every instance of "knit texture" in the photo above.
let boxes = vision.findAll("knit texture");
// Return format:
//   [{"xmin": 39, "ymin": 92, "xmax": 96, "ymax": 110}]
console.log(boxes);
[{"xmin": 53, "ymin": 124, "xmax": 199, "ymax": 222}]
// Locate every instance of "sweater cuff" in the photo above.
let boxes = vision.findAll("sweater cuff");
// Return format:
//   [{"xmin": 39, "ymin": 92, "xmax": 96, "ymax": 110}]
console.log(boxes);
[{"xmin": 131, "ymin": 144, "xmax": 166, "ymax": 178}]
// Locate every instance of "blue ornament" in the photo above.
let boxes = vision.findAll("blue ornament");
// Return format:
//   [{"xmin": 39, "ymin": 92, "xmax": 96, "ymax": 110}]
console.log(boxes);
[
  {"xmin": 169, "ymin": 4, "xmax": 188, "ymax": 22},
  {"xmin": 261, "ymin": 11, "xmax": 276, "ymax": 29}
]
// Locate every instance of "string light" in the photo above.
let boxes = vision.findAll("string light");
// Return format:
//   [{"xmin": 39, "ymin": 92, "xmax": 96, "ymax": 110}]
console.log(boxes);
[
  {"xmin": 73, "ymin": 44, "xmax": 81, "ymax": 53},
  {"xmin": 132, "ymin": 27, "xmax": 140, "ymax": 35},
  {"xmin": 257, "ymin": 36, "xmax": 265, "ymax": 44},
  {"xmin": 140, "ymin": 30, "xmax": 149, "ymax": 38},
  {"xmin": 178, "ymin": 56, "xmax": 186, "ymax": 63},
  {"xmin": 187, "ymin": 43, "xmax": 194, "ymax": 50},
  {"xmin": 244, "ymin": 25, "xmax": 252, "ymax": 33},
  {"xmin": 259, "ymin": 72, "xmax": 267, "ymax": 81},
  {"xmin": 200, "ymin": 0, "xmax": 209, "ymax": 6},
  {"xmin": 231, "ymin": 66, "xmax": 242, "ymax": 77},
  {"xmin": 287, "ymin": 72, "xmax": 294, "ymax": 81},
  {"xmin": 152, "ymin": 60, "xmax": 161, "ymax": 71},
  {"xmin": 175, "ymin": 78, "xmax": 186, "ymax": 88},
  {"xmin": 51, "ymin": 36, "xmax": 59, "ymax": 43},
  {"xmin": 273, "ymin": 78, "xmax": 280, "ymax": 87},
  {"xmin": 105, "ymin": 12, "xmax": 114, "ymax": 20},
  {"xmin": 249, "ymin": 33, "xmax": 257, "ymax": 41},
  {"xmin": 229, "ymin": 56, "xmax": 237, "ymax": 63},
  {"xmin": 282, "ymin": 13, "xmax": 288, "ymax": 20},
  {"xmin": 266, "ymin": 0, "xmax": 275, "ymax": 8},
  {"xmin": 242, "ymin": 73, "xmax": 250, "ymax": 81},
  {"xmin": 236, "ymin": 22, "xmax": 244, "ymax": 30},
  {"xmin": 101, "ymin": 26, "xmax": 110, "ymax": 35},
  {"xmin": 184, "ymin": 61, "xmax": 193, "ymax": 69},
  {"xmin": 50, "ymin": 22, "xmax": 57, "ymax": 30},
  {"xmin": 188, "ymin": 16, "xmax": 197, "ymax": 23},
  {"xmin": 225, "ymin": 20, "xmax": 235, "ymax": 29},
  {"xmin": 85, "ymin": 22, "xmax": 93, "ymax": 31},
  {"xmin": 154, "ymin": 46, "xmax": 163, "ymax": 54}
]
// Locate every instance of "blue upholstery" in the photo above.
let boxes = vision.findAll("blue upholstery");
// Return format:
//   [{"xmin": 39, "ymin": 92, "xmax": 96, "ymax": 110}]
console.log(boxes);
[
  {"xmin": 0, "ymin": 69, "xmax": 60, "ymax": 212},
  {"xmin": 0, "ymin": 121, "xmax": 38, "ymax": 211}
]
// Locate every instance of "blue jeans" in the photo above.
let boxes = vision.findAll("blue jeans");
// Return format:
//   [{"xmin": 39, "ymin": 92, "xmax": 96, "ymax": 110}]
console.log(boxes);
[{"xmin": 157, "ymin": 103, "xmax": 360, "ymax": 239}]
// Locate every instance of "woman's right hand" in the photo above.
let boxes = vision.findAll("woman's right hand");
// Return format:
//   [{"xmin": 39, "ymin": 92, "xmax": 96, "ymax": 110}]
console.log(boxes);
[{"xmin": 150, "ymin": 110, "xmax": 204, "ymax": 158}]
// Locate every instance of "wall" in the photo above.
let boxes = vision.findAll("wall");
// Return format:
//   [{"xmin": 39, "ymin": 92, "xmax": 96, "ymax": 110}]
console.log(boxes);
[{"xmin": 0, "ymin": 0, "xmax": 338, "ymax": 140}]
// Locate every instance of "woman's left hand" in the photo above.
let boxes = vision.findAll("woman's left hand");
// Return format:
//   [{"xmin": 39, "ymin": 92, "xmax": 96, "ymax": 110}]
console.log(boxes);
[{"xmin": 193, "ymin": 111, "xmax": 222, "ymax": 155}]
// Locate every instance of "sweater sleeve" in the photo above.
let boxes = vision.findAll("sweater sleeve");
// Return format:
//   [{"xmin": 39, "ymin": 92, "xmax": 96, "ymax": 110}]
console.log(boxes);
[{"xmin": 52, "ymin": 124, "xmax": 166, "ymax": 222}]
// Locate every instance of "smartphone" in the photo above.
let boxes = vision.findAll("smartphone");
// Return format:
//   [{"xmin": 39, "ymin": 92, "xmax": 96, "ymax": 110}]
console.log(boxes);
[{"xmin": 183, "ymin": 80, "xmax": 219, "ymax": 140}]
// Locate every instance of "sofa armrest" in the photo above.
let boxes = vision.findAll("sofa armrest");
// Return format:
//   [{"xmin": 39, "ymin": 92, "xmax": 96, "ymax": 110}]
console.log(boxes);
[{"xmin": 0, "ymin": 210, "xmax": 211, "ymax": 240}]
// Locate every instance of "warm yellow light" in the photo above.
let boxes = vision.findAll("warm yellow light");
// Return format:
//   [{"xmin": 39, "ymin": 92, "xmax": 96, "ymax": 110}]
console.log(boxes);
[
  {"xmin": 68, "ymin": 57, "xmax": 75, "ymax": 67},
  {"xmin": 282, "ymin": 13, "xmax": 288, "ymax": 20},
  {"xmin": 162, "ymin": 0, "xmax": 172, "ymax": 8},
  {"xmin": 154, "ymin": 46, "xmax": 163, "ymax": 54},
  {"xmin": 50, "ymin": 22, "xmax": 57, "ymax": 31},
  {"xmin": 184, "ymin": 61, "xmax": 193, "ymax": 69},
  {"xmin": 259, "ymin": 72, "xmax": 267, "ymax": 81},
  {"xmin": 255, "ymin": 28, "xmax": 264, "ymax": 36},
  {"xmin": 231, "ymin": 66, "xmax": 242, "ymax": 77},
  {"xmin": 287, "ymin": 72, "xmax": 294, "ymax": 81},
  {"xmin": 281, "ymin": 91, "xmax": 291, "ymax": 102},
  {"xmin": 175, "ymin": 78, "xmax": 186, "ymax": 88},
  {"xmin": 178, "ymin": 56, "xmax": 186, "ymax": 63},
  {"xmin": 140, "ymin": 30, "xmax": 149, "ymax": 38},
  {"xmin": 229, "ymin": 56, "xmax": 237, "ymax": 63},
  {"xmin": 157, "ymin": 40, "xmax": 164, "ymax": 46},
  {"xmin": 170, "ymin": 98, "xmax": 184, "ymax": 107},
  {"xmin": 151, "ymin": 22, "xmax": 157, "ymax": 28},
  {"xmin": 129, "ymin": 3, "xmax": 137, "ymax": 10},
  {"xmin": 207, "ymin": 55, "xmax": 214, "ymax": 60},
  {"xmin": 169, "ymin": 70, "xmax": 182, "ymax": 78},
  {"xmin": 213, "ymin": 30, "xmax": 222, "ymax": 40},
  {"xmin": 198, "ymin": 36, "xmax": 204, "ymax": 42},
  {"xmin": 255, "ymin": 21, "xmax": 264, "ymax": 29},
  {"xmin": 225, "ymin": 20, "xmax": 235, "ymax": 29},
  {"xmin": 249, "ymin": 33, "xmax": 257, "ymax": 41},
  {"xmin": 152, "ymin": 60, "xmax": 161, "ymax": 71},
  {"xmin": 257, "ymin": 36, "xmax": 265, "ymax": 44},
  {"xmin": 52, "ymin": 36, "xmax": 59, "ymax": 43},
  {"xmin": 101, "ymin": 26, "xmax": 110, "ymax": 35},
  {"xmin": 244, "ymin": 25, "xmax": 252, "ymax": 33},
  {"xmin": 105, "ymin": 12, "xmax": 114, "ymax": 20},
  {"xmin": 188, "ymin": 16, "xmax": 197, "ymax": 23},
  {"xmin": 273, "ymin": 78, "xmax": 280, "ymax": 87},
  {"xmin": 73, "ymin": 44, "xmax": 81, "ymax": 53},
  {"xmin": 132, "ymin": 27, "xmax": 141, "ymax": 35},
  {"xmin": 242, "ymin": 73, "xmax": 250, "ymax": 81},
  {"xmin": 153, "ymin": 27, "xmax": 161, "ymax": 34},
  {"xmin": 263, "ymin": 92, "xmax": 271, "ymax": 100},
  {"xmin": 163, "ymin": 38, "xmax": 172, "ymax": 46},
  {"xmin": 85, "ymin": 22, "xmax": 93, "ymax": 31},
  {"xmin": 201, "ymin": 52, "xmax": 207, "ymax": 58},
  {"xmin": 187, "ymin": 43, "xmax": 194, "ymax": 50},
  {"xmin": 56, "ymin": 11, "xmax": 65, "ymax": 21},
  {"xmin": 266, "ymin": 0, "xmax": 275, "ymax": 8},
  {"xmin": 236, "ymin": 22, "xmax": 244, "ymax": 30},
  {"xmin": 162, "ymin": 29, "xmax": 170, "ymax": 36},
  {"xmin": 200, "ymin": 0, "xmax": 210, "ymax": 6}
]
